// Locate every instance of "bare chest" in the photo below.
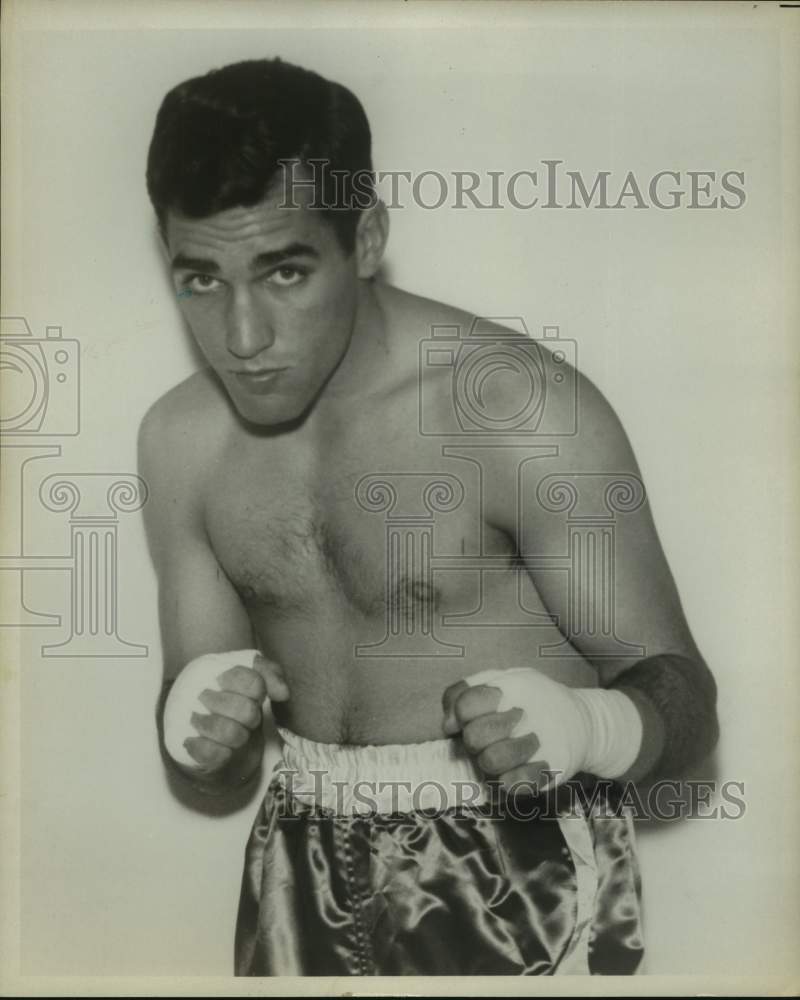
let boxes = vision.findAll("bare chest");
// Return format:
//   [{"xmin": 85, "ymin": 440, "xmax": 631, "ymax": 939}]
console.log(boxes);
[{"xmin": 202, "ymin": 428, "xmax": 507, "ymax": 621}]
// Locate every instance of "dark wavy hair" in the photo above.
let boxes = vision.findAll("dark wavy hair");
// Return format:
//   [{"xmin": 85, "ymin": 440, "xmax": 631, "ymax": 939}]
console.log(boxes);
[{"xmin": 146, "ymin": 58, "xmax": 374, "ymax": 252}]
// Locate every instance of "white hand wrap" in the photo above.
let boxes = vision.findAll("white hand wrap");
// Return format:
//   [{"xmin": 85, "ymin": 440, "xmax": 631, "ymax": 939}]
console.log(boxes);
[
  {"xmin": 163, "ymin": 649, "xmax": 260, "ymax": 769},
  {"xmin": 465, "ymin": 667, "xmax": 643, "ymax": 785}
]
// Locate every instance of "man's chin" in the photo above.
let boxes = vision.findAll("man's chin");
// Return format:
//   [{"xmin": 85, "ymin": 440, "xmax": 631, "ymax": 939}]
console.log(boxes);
[{"xmin": 231, "ymin": 391, "xmax": 311, "ymax": 430}]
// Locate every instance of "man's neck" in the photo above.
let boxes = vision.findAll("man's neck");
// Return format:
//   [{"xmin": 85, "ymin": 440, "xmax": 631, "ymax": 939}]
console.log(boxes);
[{"xmin": 316, "ymin": 279, "xmax": 392, "ymax": 405}]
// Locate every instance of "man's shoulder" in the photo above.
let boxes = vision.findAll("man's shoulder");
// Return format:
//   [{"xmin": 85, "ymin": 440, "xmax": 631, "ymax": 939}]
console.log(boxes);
[
  {"xmin": 389, "ymin": 288, "xmax": 618, "ymax": 435},
  {"xmin": 389, "ymin": 286, "xmax": 634, "ymax": 471},
  {"xmin": 383, "ymin": 284, "xmax": 482, "ymax": 338},
  {"xmin": 137, "ymin": 368, "xmax": 231, "ymax": 480},
  {"xmin": 387, "ymin": 285, "xmax": 584, "ymax": 376},
  {"xmin": 383, "ymin": 286, "xmax": 520, "ymax": 402},
  {"xmin": 140, "ymin": 368, "xmax": 228, "ymax": 438}
]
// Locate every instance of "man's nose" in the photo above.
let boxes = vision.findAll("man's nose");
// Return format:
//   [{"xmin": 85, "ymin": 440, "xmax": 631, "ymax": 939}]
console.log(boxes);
[{"xmin": 225, "ymin": 286, "xmax": 276, "ymax": 359}]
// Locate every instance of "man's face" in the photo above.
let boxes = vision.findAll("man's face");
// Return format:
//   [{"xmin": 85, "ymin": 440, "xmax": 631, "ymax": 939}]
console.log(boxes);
[{"xmin": 165, "ymin": 192, "xmax": 360, "ymax": 426}]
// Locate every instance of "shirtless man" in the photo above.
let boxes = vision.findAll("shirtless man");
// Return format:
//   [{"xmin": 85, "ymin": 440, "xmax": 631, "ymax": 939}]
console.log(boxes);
[{"xmin": 140, "ymin": 58, "xmax": 719, "ymax": 976}]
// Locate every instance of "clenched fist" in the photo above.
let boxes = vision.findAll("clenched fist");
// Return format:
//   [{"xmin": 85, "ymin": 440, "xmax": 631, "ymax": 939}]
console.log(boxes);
[
  {"xmin": 163, "ymin": 649, "xmax": 289, "ymax": 776},
  {"xmin": 442, "ymin": 667, "xmax": 643, "ymax": 793}
]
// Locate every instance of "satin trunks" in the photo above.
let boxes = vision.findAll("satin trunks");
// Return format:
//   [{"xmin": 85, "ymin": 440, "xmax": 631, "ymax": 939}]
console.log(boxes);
[{"xmin": 234, "ymin": 726, "xmax": 644, "ymax": 976}]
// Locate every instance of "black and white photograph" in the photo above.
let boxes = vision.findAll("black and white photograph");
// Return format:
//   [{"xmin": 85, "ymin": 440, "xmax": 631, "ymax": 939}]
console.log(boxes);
[{"xmin": 1, "ymin": 0, "xmax": 798, "ymax": 994}]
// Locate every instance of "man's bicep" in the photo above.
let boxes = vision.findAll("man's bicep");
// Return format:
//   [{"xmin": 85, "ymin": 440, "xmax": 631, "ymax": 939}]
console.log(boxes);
[
  {"xmin": 515, "ymin": 374, "xmax": 701, "ymax": 678},
  {"xmin": 138, "ymin": 403, "xmax": 253, "ymax": 680}
]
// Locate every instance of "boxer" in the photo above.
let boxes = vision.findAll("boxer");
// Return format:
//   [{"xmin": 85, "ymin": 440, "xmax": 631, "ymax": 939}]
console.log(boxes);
[{"xmin": 142, "ymin": 57, "xmax": 719, "ymax": 976}]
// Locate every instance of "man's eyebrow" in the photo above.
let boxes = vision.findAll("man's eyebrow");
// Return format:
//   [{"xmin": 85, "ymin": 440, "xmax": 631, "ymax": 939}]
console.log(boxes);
[
  {"xmin": 171, "ymin": 254, "xmax": 221, "ymax": 273},
  {"xmin": 250, "ymin": 243, "xmax": 320, "ymax": 268},
  {"xmin": 170, "ymin": 243, "xmax": 320, "ymax": 273}
]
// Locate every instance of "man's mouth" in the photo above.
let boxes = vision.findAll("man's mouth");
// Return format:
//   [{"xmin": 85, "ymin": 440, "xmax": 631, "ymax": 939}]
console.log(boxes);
[{"xmin": 232, "ymin": 367, "xmax": 289, "ymax": 393}]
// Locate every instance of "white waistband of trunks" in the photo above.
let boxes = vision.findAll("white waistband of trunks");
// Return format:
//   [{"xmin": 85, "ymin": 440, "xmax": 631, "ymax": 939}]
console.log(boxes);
[{"xmin": 274, "ymin": 726, "xmax": 491, "ymax": 814}]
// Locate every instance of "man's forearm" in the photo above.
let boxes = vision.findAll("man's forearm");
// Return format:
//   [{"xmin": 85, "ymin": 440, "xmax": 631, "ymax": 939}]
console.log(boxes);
[{"xmin": 610, "ymin": 652, "xmax": 719, "ymax": 784}]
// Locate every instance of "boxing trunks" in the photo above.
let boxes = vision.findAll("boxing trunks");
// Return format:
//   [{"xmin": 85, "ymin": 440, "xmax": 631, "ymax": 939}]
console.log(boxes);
[{"xmin": 235, "ymin": 726, "xmax": 644, "ymax": 976}]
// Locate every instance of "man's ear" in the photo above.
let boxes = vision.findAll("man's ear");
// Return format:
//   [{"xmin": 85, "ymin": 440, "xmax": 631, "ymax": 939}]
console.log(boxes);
[{"xmin": 354, "ymin": 200, "xmax": 389, "ymax": 279}]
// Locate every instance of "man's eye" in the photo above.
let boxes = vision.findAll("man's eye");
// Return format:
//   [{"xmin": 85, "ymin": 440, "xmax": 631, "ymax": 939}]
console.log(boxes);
[
  {"xmin": 267, "ymin": 266, "xmax": 307, "ymax": 288},
  {"xmin": 183, "ymin": 274, "xmax": 221, "ymax": 295}
]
